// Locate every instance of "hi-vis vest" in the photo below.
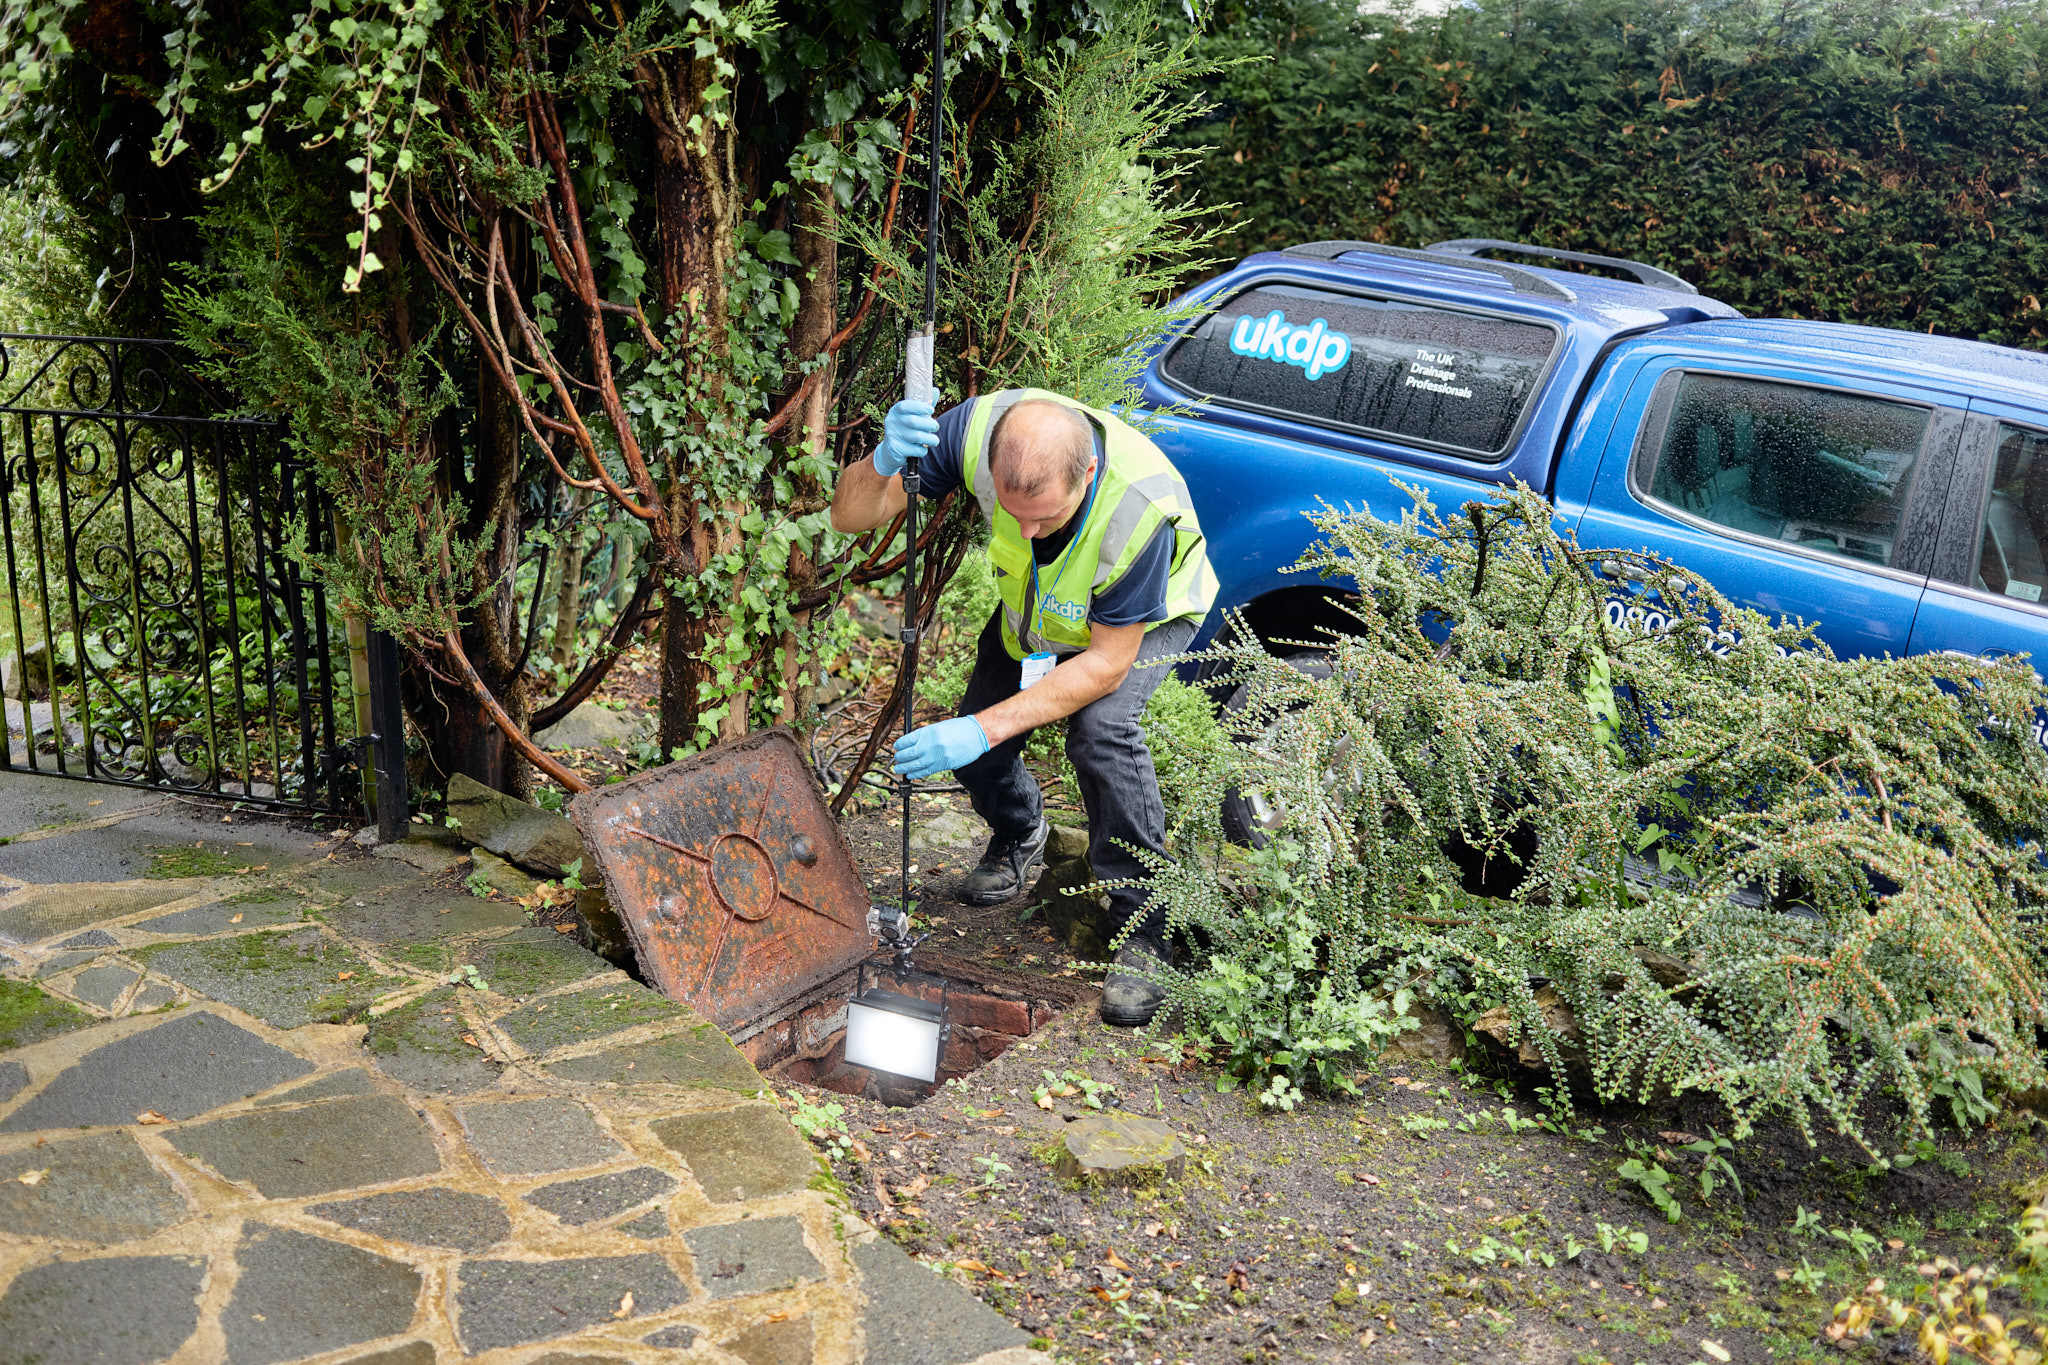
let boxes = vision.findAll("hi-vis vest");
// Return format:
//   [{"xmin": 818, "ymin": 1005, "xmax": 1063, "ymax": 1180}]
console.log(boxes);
[{"xmin": 960, "ymin": 389, "xmax": 1218, "ymax": 661}]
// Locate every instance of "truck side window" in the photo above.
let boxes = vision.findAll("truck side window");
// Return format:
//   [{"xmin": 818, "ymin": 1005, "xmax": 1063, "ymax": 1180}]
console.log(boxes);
[
  {"xmin": 1635, "ymin": 373, "xmax": 1931, "ymax": 569},
  {"xmin": 1972, "ymin": 423, "xmax": 2048, "ymax": 605},
  {"xmin": 1160, "ymin": 283, "xmax": 1557, "ymax": 458}
]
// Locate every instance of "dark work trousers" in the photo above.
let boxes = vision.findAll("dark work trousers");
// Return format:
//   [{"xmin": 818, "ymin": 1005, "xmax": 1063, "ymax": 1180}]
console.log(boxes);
[{"xmin": 951, "ymin": 610, "xmax": 1201, "ymax": 950}]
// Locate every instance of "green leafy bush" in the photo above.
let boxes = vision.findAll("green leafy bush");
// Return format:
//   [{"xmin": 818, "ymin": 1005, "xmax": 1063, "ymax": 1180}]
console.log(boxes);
[
  {"xmin": 1181, "ymin": 0, "xmax": 2048, "ymax": 348},
  {"xmin": 1145, "ymin": 483, "xmax": 2048, "ymax": 1149}
]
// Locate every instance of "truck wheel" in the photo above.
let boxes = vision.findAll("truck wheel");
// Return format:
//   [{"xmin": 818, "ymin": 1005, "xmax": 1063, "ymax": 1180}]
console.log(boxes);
[{"xmin": 1218, "ymin": 650, "xmax": 1334, "ymax": 848}]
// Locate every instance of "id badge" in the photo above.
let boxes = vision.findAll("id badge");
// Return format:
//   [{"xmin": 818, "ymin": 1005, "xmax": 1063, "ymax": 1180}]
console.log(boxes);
[{"xmin": 1019, "ymin": 651, "xmax": 1056, "ymax": 690}]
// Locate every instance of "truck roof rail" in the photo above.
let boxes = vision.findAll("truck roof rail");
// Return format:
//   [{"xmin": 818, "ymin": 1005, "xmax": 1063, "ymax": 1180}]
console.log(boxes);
[
  {"xmin": 1282, "ymin": 239, "xmax": 1576, "ymax": 302},
  {"xmin": 1428, "ymin": 238, "xmax": 1698, "ymax": 294}
]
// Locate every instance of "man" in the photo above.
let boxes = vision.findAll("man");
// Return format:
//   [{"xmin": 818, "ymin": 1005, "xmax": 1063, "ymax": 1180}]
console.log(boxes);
[{"xmin": 830, "ymin": 388, "xmax": 1218, "ymax": 1026}]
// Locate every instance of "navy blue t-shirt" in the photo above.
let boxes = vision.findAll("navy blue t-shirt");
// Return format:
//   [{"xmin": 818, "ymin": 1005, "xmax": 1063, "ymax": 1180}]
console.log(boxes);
[{"xmin": 921, "ymin": 400, "xmax": 1173, "ymax": 628}]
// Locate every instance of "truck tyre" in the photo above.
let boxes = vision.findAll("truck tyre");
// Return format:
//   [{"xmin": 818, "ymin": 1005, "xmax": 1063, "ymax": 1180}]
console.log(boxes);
[{"xmin": 1218, "ymin": 649, "xmax": 1334, "ymax": 848}]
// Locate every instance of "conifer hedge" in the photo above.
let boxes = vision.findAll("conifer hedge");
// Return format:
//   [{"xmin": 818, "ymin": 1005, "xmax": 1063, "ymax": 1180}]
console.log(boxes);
[{"xmin": 1180, "ymin": 0, "xmax": 2048, "ymax": 347}]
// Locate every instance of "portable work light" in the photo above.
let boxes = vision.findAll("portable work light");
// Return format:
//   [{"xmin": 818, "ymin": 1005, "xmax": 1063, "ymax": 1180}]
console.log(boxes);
[{"xmin": 845, "ymin": 987, "xmax": 945, "ymax": 1083}]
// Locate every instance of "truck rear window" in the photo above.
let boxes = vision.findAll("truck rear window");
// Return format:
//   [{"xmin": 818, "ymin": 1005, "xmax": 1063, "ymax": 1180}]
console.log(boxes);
[{"xmin": 1160, "ymin": 283, "xmax": 1558, "ymax": 457}]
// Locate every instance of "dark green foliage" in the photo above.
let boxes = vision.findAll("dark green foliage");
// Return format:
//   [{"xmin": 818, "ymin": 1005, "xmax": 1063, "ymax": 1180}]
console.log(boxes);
[
  {"xmin": 1144, "ymin": 484, "xmax": 2048, "ymax": 1150},
  {"xmin": 1180, "ymin": 0, "xmax": 2048, "ymax": 346}
]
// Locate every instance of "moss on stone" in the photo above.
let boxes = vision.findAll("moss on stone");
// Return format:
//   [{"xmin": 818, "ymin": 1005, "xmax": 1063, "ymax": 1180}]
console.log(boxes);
[
  {"xmin": 146, "ymin": 845, "xmax": 251, "ymax": 879},
  {"xmin": 366, "ymin": 990, "xmax": 475, "ymax": 1059},
  {"xmin": 0, "ymin": 979, "xmax": 93, "ymax": 1050}
]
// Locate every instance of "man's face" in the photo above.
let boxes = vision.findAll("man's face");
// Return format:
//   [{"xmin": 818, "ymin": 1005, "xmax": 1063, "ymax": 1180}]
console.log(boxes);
[{"xmin": 996, "ymin": 457, "xmax": 1095, "ymax": 541}]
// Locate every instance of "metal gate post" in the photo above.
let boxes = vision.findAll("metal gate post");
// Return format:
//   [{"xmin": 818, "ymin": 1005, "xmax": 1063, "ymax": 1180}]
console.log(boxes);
[{"xmin": 366, "ymin": 629, "xmax": 410, "ymax": 842}]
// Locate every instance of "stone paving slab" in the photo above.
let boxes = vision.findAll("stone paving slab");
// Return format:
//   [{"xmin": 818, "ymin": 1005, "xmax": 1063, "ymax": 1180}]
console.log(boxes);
[
  {"xmin": 0, "ymin": 879, "xmax": 213, "ymax": 944},
  {"xmin": 463, "ymin": 927, "xmax": 614, "ymax": 999},
  {"xmin": 168, "ymin": 1093, "xmax": 442, "ymax": 1198},
  {"xmin": 69, "ymin": 960, "xmax": 139, "ymax": 1010},
  {"xmin": 135, "ymin": 889, "xmax": 314, "ymax": 935},
  {"xmin": 0, "ymin": 1010, "xmax": 313, "ymax": 1131},
  {"xmin": 853, "ymin": 1237, "xmax": 1031, "ymax": 1365},
  {"xmin": 453, "ymin": 1253, "xmax": 691, "ymax": 1352},
  {"xmin": 0, "ymin": 1253, "xmax": 208, "ymax": 1364},
  {"xmin": 652, "ymin": 1105, "xmax": 819, "ymax": 1203},
  {"xmin": 135, "ymin": 927, "xmax": 402, "ymax": 1029},
  {"xmin": 254, "ymin": 1066, "xmax": 378, "ymax": 1106},
  {"xmin": 0, "ymin": 1131, "xmax": 189, "ymax": 1242},
  {"xmin": 0, "ymin": 978, "xmax": 93, "ymax": 1051},
  {"xmin": 496, "ymin": 980, "xmax": 688, "ymax": 1055},
  {"xmin": 129, "ymin": 981, "xmax": 179, "ymax": 1012},
  {"xmin": 330, "ymin": 884, "xmax": 528, "ymax": 944},
  {"xmin": 225, "ymin": 1224, "xmax": 425, "ymax": 1365},
  {"xmin": 544, "ymin": 1024, "xmax": 762, "ymax": 1091},
  {"xmin": 686, "ymin": 1215, "xmax": 825, "ymax": 1299},
  {"xmin": 524, "ymin": 1166, "xmax": 677, "ymax": 1226},
  {"xmin": 728, "ymin": 1314, "xmax": 814, "ymax": 1365},
  {"xmin": 310, "ymin": 1186, "xmax": 513, "ymax": 1253},
  {"xmin": 363, "ymin": 989, "xmax": 505, "ymax": 1095},
  {"xmin": 0, "ymin": 769, "xmax": 164, "ymax": 837},
  {"xmin": 619, "ymin": 1207, "xmax": 671, "ymax": 1239},
  {"xmin": 457, "ymin": 1097, "xmax": 623, "ymax": 1176},
  {"xmin": 0, "ymin": 808, "xmax": 325, "ymax": 883}
]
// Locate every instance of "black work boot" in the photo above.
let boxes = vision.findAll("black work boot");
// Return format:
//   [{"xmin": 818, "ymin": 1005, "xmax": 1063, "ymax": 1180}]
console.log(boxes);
[
  {"xmin": 1101, "ymin": 936, "xmax": 1172, "ymax": 1027},
  {"xmin": 957, "ymin": 818, "xmax": 1049, "ymax": 906}
]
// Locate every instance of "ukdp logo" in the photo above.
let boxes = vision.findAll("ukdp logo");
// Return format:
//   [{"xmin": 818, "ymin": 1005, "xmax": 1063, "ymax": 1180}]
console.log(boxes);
[{"xmin": 1228, "ymin": 310, "xmax": 1352, "ymax": 381}]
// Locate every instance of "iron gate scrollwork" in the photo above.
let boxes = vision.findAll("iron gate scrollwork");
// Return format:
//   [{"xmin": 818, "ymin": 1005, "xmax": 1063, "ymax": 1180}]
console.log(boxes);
[{"xmin": 0, "ymin": 333, "xmax": 381, "ymax": 819}]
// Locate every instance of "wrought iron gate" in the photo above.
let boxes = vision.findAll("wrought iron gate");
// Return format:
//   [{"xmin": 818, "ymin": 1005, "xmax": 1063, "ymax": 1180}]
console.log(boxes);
[{"xmin": 0, "ymin": 334, "xmax": 403, "ymax": 825}]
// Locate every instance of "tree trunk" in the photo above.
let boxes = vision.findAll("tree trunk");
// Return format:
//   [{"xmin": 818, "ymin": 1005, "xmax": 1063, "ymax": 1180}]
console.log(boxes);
[
  {"xmin": 645, "ymin": 50, "xmax": 744, "ymax": 757},
  {"xmin": 778, "ymin": 170, "xmax": 838, "ymax": 724},
  {"xmin": 550, "ymin": 487, "xmax": 594, "ymax": 667}
]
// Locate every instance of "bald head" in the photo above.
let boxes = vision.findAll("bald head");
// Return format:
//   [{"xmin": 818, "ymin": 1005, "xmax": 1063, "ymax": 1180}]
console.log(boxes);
[{"xmin": 990, "ymin": 399, "xmax": 1093, "ymax": 500}]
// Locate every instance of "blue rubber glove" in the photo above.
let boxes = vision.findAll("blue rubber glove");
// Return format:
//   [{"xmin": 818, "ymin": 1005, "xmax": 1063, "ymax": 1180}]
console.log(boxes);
[
  {"xmin": 873, "ymin": 398, "xmax": 940, "ymax": 478},
  {"xmin": 893, "ymin": 716, "xmax": 990, "ymax": 780}
]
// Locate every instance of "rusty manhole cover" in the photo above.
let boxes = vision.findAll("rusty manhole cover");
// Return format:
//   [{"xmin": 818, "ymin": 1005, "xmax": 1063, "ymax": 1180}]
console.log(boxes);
[{"xmin": 567, "ymin": 730, "xmax": 872, "ymax": 1030}]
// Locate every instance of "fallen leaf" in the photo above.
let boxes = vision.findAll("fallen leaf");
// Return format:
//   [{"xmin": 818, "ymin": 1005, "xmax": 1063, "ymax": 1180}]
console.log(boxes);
[
  {"xmin": 335, "ymin": 971, "xmax": 355, "ymax": 981},
  {"xmin": 896, "ymin": 1174, "xmax": 931, "ymax": 1199},
  {"xmin": 1357, "ymin": 1329, "xmax": 1378, "ymax": 1350},
  {"xmin": 229, "ymin": 913, "xmax": 244, "ymax": 924},
  {"xmin": 1035, "ymin": 1092, "xmax": 1056, "ymax": 1112},
  {"xmin": 135, "ymin": 1110, "xmax": 170, "ymax": 1125},
  {"xmin": 86, "ymin": 799, "xmax": 102, "ymax": 807},
  {"xmin": 1358, "ymin": 1172, "xmax": 1382, "ymax": 1186},
  {"xmin": 1225, "ymin": 1260, "xmax": 1250, "ymax": 1292},
  {"xmin": 954, "ymin": 1258, "xmax": 994, "ymax": 1275},
  {"xmin": 1651, "ymin": 1297, "xmax": 1669, "ymax": 1309},
  {"xmin": 16, "ymin": 1168, "xmax": 48, "ymax": 1186},
  {"xmin": 1886, "ymin": 1238, "xmax": 1904, "ymax": 1249},
  {"xmin": 907, "ymin": 1129, "xmax": 936, "ymax": 1140},
  {"xmin": 1774, "ymin": 1268, "xmax": 1792, "ymax": 1281},
  {"xmin": 1658, "ymin": 1130, "xmax": 1700, "ymax": 1145},
  {"xmin": 849, "ymin": 1139, "xmax": 871, "ymax": 1162},
  {"xmin": 553, "ymin": 924, "xmax": 576, "ymax": 934},
  {"xmin": 612, "ymin": 1291, "xmax": 634, "ymax": 1320},
  {"xmin": 1089, "ymin": 1285, "xmax": 1131, "ymax": 1303},
  {"xmin": 1698, "ymin": 1341, "xmax": 1730, "ymax": 1362},
  {"xmin": 1103, "ymin": 1249, "xmax": 1135, "ymax": 1273},
  {"xmin": 459, "ymin": 1033, "xmax": 482, "ymax": 1049}
]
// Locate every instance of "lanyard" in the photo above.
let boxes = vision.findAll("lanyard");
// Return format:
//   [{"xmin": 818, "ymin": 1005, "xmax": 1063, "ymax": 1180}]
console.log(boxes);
[{"xmin": 1025, "ymin": 457, "xmax": 1103, "ymax": 652}]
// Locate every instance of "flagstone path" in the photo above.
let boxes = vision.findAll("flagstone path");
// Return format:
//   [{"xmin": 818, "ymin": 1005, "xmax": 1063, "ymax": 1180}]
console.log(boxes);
[{"xmin": 0, "ymin": 771, "xmax": 1045, "ymax": 1365}]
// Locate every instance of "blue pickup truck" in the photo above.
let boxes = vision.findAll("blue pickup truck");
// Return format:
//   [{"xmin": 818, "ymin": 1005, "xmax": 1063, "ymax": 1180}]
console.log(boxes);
[{"xmin": 1140, "ymin": 239, "xmax": 2048, "ymax": 718}]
